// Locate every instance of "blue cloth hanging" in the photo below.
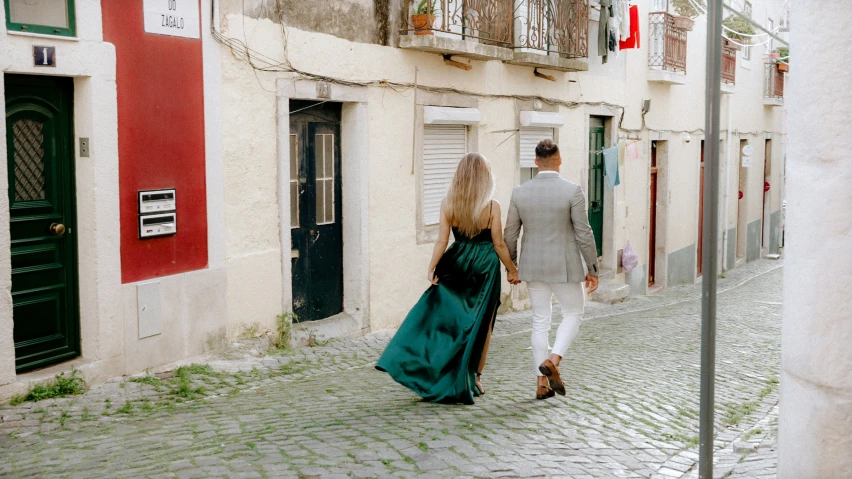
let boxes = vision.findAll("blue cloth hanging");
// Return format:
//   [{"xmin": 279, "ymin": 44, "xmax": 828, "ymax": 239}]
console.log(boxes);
[{"xmin": 603, "ymin": 145, "xmax": 620, "ymax": 189}]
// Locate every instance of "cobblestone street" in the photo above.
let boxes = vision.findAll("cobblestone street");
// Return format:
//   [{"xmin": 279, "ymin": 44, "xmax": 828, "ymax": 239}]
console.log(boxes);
[{"xmin": 0, "ymin": 260, "xmax": 783, "ymax": 479}]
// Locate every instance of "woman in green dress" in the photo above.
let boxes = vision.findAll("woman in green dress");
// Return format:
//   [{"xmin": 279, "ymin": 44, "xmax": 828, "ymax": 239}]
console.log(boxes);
[{"xmin": 376, "ymin": 153, "xmax": 520, "ymax": 405}]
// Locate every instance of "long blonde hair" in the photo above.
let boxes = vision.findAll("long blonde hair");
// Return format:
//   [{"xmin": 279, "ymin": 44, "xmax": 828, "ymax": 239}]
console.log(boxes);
[{"xmin": 445, "ymin": 153, "xmax": 495, "ymax": 237}]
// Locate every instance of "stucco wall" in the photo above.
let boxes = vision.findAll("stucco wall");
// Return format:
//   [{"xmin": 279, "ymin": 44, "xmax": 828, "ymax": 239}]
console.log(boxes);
[{"xmin": 779, "ymin": 0, "xmax": 851, "ymax": 475}]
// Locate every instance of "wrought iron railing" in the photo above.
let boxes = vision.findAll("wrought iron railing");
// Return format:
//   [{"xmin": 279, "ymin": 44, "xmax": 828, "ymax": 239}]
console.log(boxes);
[
  {"xmin": 513, "ymin": 0, "xmax": 589, "ymax": 59},
  {"xmin": 764, "ymin": 62, "xmax": 785, "ymax": 100},
  {"xmin": 721, "ymin": 40, "xmax": 737, "ymax": 84},
  {"xmin": 402, "ymin": 0, "xmax": 514, "ymax": 47},
  {"xmin": 648, "ymin": 12, "xmax": 687, "ymax": 73}
]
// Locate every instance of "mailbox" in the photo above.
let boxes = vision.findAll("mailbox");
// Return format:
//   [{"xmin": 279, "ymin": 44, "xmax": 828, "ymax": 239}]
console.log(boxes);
[
  {"xmin": 138, "ymin": 188, "xmax": 176, "ymax": 239},
  {"xmin": 139, "ymin": 189, "xmax": 176, "ymax": 214},
  {"xmin": 139, "ymin": 213, "xmax": 177, "ymax": 238}
]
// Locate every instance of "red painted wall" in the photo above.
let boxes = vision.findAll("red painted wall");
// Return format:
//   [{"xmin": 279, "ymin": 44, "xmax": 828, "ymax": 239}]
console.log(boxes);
[{"xmin": 102, "ymin": 0, "xmax": 208, "ymax": 283}]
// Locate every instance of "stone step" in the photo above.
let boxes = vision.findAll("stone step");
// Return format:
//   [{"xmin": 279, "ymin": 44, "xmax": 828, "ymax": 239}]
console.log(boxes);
[
  {"xmin": 589, "ymin": 282, "xmax": 630, "ymax": 304},
  {"xmin": 598, "ymin": 269, "xmax": 616, "ymax": 281}
]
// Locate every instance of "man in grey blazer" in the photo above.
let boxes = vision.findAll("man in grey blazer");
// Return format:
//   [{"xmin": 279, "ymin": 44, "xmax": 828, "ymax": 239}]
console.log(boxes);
[{"xmin": 504, "ymin": 139, "xmax": 600, "ymax": 400}]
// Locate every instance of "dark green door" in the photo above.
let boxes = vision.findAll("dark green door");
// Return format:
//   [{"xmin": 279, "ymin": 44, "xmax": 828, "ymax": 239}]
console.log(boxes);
[
  {"xmin": 588, "ymin": 122, "xmax": 605, "ymax": 257},
  {"xmin": 5, "ymin": 75, "xmax": 79, "ymax": 372},
  {"xmin": 289, "ymin": 101, "xmax": 343, "ymax": 322}
]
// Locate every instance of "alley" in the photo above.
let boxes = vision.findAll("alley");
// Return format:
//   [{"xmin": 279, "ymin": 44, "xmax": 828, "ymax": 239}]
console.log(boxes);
[{"xmin": 0, "ymin": 260, "xmax": 782, "ymax": 479}]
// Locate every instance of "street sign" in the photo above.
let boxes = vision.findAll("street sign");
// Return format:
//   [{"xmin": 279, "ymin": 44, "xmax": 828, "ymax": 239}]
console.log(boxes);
[
  {"xmin": 742, "ymin": 144, "xmax": 754, "ymax": 156},
  {"xmin": 33, "ymin": 46, "xmax": 55, "ymax": 67},
  {"xmin": 742, "ymin": 155, "xmax": 754, "ymax": 167},
  {"xmin": 143, "ymin": 0, "xmax": 200, "ymax": 39}
]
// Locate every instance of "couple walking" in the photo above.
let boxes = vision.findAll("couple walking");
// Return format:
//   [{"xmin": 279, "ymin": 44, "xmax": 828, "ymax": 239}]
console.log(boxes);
[{"xmin": 376, "ymin": 140, "xmax": 600, "ymax": 404}]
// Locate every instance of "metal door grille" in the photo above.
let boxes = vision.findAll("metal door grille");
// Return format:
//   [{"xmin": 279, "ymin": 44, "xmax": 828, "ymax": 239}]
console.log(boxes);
[{"xmin": 12, "ymin": 119, "xmax": 46, "ymax": 202}]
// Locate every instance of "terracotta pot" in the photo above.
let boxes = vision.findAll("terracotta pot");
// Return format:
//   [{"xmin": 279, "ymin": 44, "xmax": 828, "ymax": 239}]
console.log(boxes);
[
  {"xmin": 777, "ymin": 62, "xmax": 789, "ymax": 73},
  {"xmin": 673, "ymin": 16, "xmax": 695, "ymax": 31},
  {"xmin": 411, "ymin": 14, "xmax": 435, "ymax": 35}
]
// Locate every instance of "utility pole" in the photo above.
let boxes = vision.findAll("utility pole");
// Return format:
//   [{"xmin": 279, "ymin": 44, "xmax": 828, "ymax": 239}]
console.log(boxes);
[{"xmin": 699, "ymin": 0, "xmax": 723, "ymax": 477}]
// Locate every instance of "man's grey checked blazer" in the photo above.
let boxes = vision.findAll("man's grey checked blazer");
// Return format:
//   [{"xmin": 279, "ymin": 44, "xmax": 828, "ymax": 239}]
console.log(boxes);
[{"xmin": 504, "ymin": 171, "xmax": 600, "ymax": 284}]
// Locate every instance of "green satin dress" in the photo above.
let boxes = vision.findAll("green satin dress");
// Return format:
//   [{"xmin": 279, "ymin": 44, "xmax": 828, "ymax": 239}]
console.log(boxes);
[{"xmin": 376, "ymin": 227, "xmax": 501, "ymax": 405}]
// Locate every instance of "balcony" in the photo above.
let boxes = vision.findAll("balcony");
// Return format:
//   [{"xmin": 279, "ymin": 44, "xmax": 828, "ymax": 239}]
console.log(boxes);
[
  {"xmin": 505, "ymin": 0, "xmax": 590, "ymax": 72},
  {"xmin": 763, "ymin": 62, "xmax": 785, "ymax": 106},
  {"xmin": 399, "ymin": 0, "xmax": 515, "ymax": 61},
  {"xmin": 398, "ymin": 0, "xmax": 589, "ymax": 71},
  {"xmin": 720, "ymin": 38, "xmax": 738, "ymax": 94},
  {"xmin": 648, "ymin": 12, "xmax": 688, "ymax": 85}
]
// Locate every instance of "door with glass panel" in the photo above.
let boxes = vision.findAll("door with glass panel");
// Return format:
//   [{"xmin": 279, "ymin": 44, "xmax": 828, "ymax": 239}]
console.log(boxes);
[
  {"xmin": 289, "ymin": 101, "xmax": 343, "ymax": 322},
  {"xmin": 5, "ymin": 75, "xmax": 79, "ymax": 371}
]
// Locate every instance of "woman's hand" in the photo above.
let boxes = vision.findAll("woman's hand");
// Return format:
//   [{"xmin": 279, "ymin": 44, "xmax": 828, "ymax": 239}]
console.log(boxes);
[{"xmin": 427, "ymin": 270, "xmax": 439, "ymax": 285}]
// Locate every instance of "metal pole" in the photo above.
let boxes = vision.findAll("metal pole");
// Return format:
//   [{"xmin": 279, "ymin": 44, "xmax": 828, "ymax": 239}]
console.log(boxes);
[{"xmin": 700, "ymin": 0, "xmax": 723, "ymax": 477}]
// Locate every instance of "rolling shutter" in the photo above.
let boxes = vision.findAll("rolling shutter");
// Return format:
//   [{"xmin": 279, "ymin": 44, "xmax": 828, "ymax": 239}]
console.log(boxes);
[
  {"xmin": 423, "ymin": 125, "xmax": 467, "ymax": 225},
  {"xmin": 520, "ymin": 127, "xmax": 554, "ymax": 168}
]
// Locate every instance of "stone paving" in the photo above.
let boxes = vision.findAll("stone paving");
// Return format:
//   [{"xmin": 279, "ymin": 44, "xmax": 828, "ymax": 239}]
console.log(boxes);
[{"xmin": 0, "ymin": 259, "xmax": 783, "ymax": 478}]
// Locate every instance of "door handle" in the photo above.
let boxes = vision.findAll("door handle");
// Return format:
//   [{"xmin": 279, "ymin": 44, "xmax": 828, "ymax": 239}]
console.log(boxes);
[{"xmin": 49, "ymin": 223, "xmax": 66, "ymax": 236}]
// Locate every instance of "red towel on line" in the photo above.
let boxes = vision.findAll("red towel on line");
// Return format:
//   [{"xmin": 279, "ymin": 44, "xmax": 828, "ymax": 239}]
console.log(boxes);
[{"xmin": 620, "ymin": 5, "xmax": 640, "ymax": 50}]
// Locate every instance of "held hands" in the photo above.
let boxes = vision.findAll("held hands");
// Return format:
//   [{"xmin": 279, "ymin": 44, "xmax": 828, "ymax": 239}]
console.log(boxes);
[
  {"xmin": 507, "ymin": 269, "xmax": 521, "ymax": 285},
  {"xmin": 427, "ymin": 270, "xmax": 439, "ymax": 285},
  {"xmin": 585, "ymin": 274, "xmax": 599, "ymax": 294}
]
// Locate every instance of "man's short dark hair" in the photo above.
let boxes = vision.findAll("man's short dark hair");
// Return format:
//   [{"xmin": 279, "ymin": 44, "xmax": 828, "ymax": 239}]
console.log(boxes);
[{"xmin": 535, "ymin": 139, "xmax": 559, "ymax": 159}]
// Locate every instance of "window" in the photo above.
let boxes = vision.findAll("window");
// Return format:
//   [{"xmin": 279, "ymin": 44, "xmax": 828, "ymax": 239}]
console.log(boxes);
[
  {"xmin": 742, "ymin": 1, "xmax": 752, "ymax": 61},
  {"xmin": 289, "ymin": 134, "xmax": 299, "ymax": 228},
  {"xmin": 768, "ymin": 18, "xmax": 774, "ymax": 53},
  {"xmin": 4, "ymin": 0, "xmax": 76, "ymax": 37},
  {"xmin": 314, "ymin": 133, "xmax": 335, "ymax": 225},
  {"xmin": 520, "ymin": 127, "xmax": 553, "ymax": 184},
  {"xmin": 423, "ymin": 125, "xmax": 467, "ymax": 225}
]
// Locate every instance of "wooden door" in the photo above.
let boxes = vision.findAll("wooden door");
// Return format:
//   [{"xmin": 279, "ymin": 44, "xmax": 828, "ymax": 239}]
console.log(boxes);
[
  {"xmin": 698, "ymin": 141, "xmax": 705, "ymax": 276},
  {"xmin": 649, "ymin": 143, "xmax": 658, "ymax": 286},
  {"xmin": 588, "ymin": 123, "xmax": 605, "ymax": 257},
  {"xmin": 289, "ymin": 102, "xmax": 343, "ymax": 322},
  {"xmin": 5, "ymin": 75, "xmax": 80, "ymax": 372}
]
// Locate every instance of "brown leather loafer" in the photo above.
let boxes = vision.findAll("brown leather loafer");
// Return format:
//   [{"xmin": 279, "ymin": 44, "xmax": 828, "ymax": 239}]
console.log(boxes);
[
  {"xmin": 535, "ymin": 384, "xmax": 555, "ymax": 400},
  {"xmin": 539, "ymin": 359, "xmax": 566, "ymax": 396}
]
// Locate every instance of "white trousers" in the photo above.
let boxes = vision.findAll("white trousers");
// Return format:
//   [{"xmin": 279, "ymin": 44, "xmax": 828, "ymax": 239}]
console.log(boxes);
[{"xmin": 528, "ymin": 281, "xmax": 586, "ymax": 376}]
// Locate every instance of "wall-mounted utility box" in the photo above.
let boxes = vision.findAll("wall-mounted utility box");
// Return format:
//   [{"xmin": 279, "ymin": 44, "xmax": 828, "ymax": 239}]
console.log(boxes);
[
  {"xmin": 139, "ymin": 212, "xmax": 177, "ymax": 239},
  {"xmin": 138, "ymin": 188, "xmax": 176, "ymax": 239},
  {"xmin": 139, "ymin": 189, "xmax": 176, "ymax": 214}
]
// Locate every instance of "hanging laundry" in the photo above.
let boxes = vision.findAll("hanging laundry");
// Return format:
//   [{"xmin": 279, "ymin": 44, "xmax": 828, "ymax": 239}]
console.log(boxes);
[
  {"xmin": 619, "ymin": 0, "xmax": 630, "ymax": 41},
  {"xmin": 599, "ymin": 0, "xmax": 615, "ymax": 63},
  {"xmin": 619, "ymin": 4, "xmax": 641, "ymax": 50},
  {"xmin": 603, "ymin": 145, "xmax": 620, "ymax": 189},
  {"xmin": 627, "ymin": 140, "xmax": 640, "ymax": 160}
]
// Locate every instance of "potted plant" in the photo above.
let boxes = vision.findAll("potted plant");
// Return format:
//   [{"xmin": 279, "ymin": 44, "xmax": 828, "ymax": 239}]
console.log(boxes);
[
  {"xmin": 774, "ymin": 46, "xmax": 789, "ymax": 72},
  {"xmin": 412, "ymin": 0, "xmax": 437, "ymax": 35},
  {"xmin": 673, "ymin": 0, "xmax": 704, "ymax": 19},
  {"xmin": 673, "ymin": 15, "xmax": 695, "ymax": 31},
  {"xmin": 722, "ymin": 15, "xmax": 755, "ymax": 44}
]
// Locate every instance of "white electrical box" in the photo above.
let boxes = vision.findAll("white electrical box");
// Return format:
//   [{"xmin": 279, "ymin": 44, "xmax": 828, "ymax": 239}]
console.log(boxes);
[
  {"xmin": 139, "ymin": 213, "xmax": 177, "ymax": 239},
  {"xmin": 139, "ymin": 189, "xmax": 176, "ymax": 214}
]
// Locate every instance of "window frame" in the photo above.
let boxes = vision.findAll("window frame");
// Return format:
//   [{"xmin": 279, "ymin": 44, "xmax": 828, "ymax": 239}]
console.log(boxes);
[
  {"xmin": 742, "ymin": 0, "xmax": 753, "ymax": 61},
  {"xmin": 4, "ymin": 0, "xmax": 77, "ymax": 37}
]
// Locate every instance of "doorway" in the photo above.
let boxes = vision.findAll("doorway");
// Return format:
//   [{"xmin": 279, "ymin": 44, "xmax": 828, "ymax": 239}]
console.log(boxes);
[
  {"xmin": 736, "ymin": 140, "xmax": 749, "ymax": 261},
  {"xmin": 762, "ymin": 139, "xmax": 771, "ymax": 248},
  {"xmin": 588, "ymin": 117, "xmax": 605, "ymax": 257},
  {"xmin": 697, "ymin": 141, "xmax": 705, "ymax": 276},
  {"xmin": 289, "ymin": 101, "xmax": 343, "ymax": 322},
  {"xmin": 649, "ymin": 142, "xmax": 659, "ymax": 285},
  {"xmin": 5, "ymin": 75, "xmax": 80, "ymax": 372}
]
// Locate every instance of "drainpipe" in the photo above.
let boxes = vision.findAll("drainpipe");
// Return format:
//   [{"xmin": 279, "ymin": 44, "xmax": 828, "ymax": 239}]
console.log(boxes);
[{"xmin": 721, "ymin": 93, "xmax": 733, "ymax": 271}]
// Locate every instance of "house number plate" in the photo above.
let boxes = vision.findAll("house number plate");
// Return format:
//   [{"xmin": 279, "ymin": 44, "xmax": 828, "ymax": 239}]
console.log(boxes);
[{"xmin": 33, "ymin": 46, "xmax": 56, "ymax": 67}]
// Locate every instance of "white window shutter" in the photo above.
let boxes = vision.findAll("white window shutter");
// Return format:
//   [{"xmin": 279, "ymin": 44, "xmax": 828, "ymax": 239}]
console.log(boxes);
[
  {"xmin": 520, "ymin": 127, "xmax": 554, "ymax": 168},
  {"xmin": 423, "ymin": 125, "xmax": 467, "ymax": 225}
]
